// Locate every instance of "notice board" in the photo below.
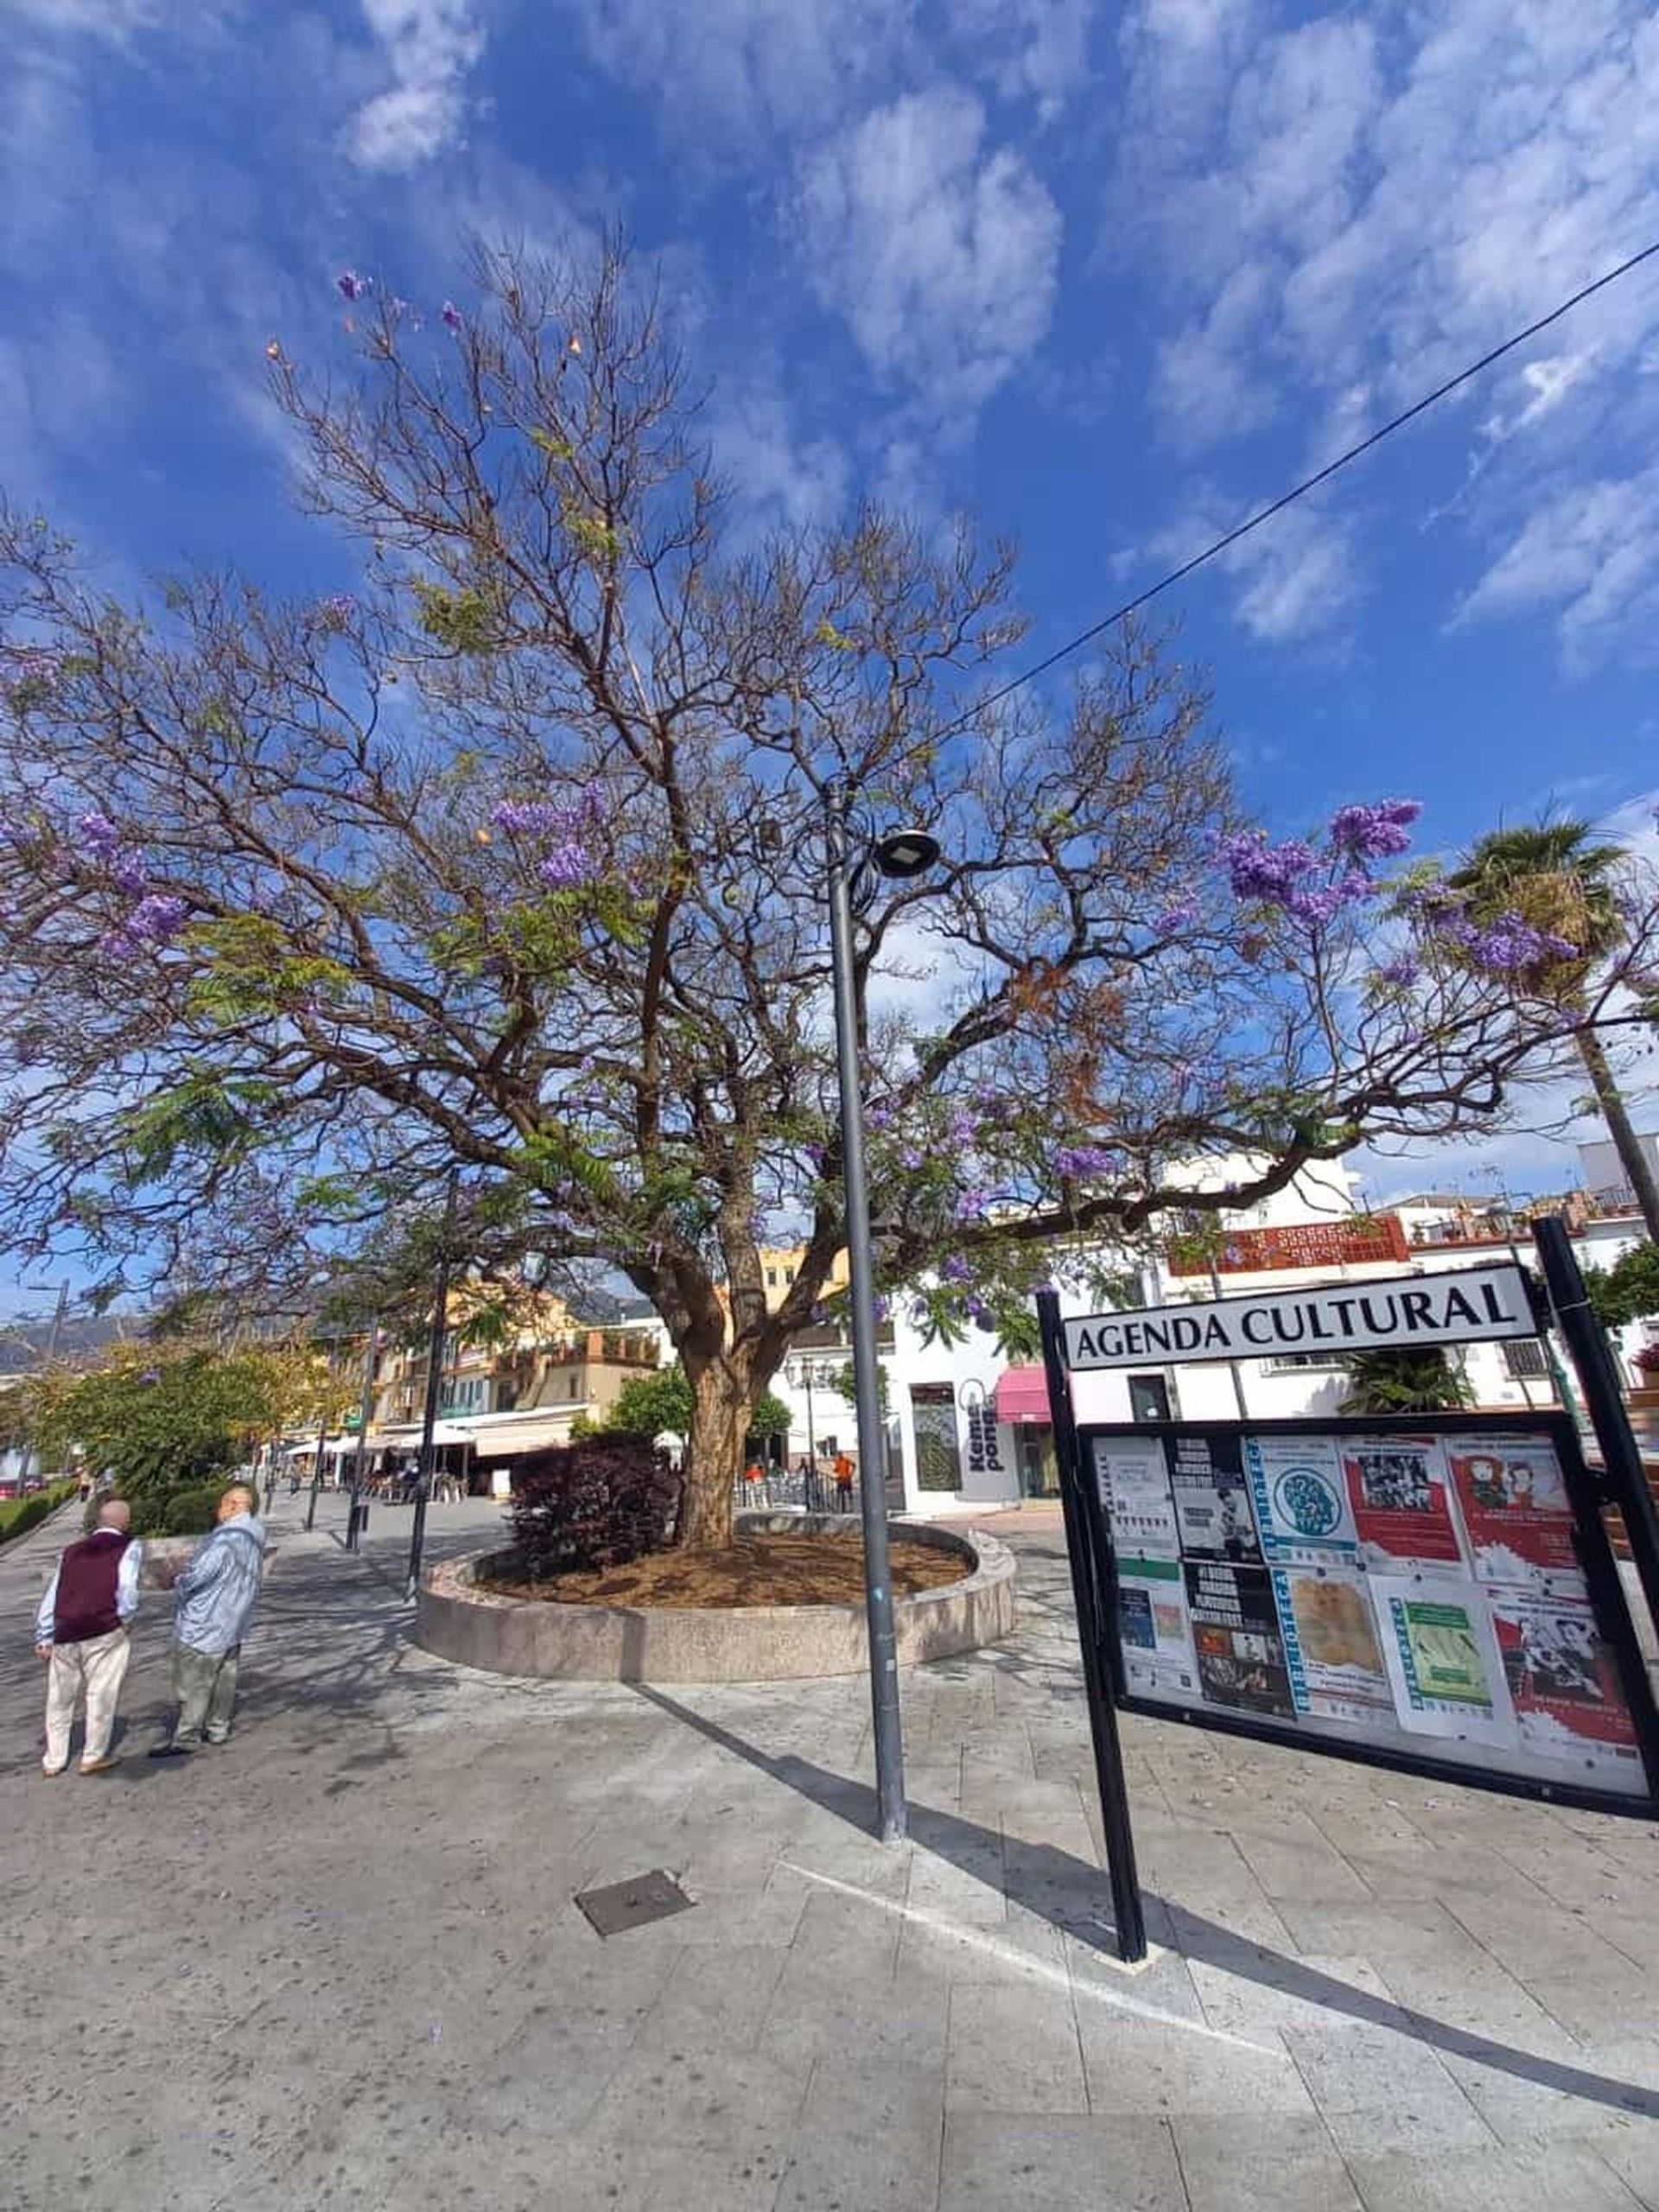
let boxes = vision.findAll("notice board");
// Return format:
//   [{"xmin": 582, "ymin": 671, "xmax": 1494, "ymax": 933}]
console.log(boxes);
[{"xmin": 1080, "ymin": 1412, "xmax": 1659, "ymax": 1816}]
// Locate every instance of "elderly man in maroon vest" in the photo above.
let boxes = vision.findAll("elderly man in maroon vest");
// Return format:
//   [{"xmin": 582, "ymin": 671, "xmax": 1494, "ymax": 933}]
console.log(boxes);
[{"xmin": 34, "ymin": 1498, "xmax": 143, "ymax": 1776}]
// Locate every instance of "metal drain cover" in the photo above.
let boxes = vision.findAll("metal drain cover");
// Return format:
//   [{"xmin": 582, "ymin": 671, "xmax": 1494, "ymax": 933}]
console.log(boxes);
[{"xmin": 575, "ymin": 1868, "xmax": 696, "ymax": 1938}]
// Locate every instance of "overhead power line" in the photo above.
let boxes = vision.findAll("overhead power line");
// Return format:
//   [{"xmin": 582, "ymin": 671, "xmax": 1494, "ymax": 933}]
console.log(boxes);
[{"xmin": 942, "ymin": 237, "xmax": 1659, "ymax": 738}]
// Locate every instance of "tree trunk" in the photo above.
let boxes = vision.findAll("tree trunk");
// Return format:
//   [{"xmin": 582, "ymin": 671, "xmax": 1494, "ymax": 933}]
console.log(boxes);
[
  {"xmin": 677, "ymin": 1360, "xmax": 753, "ymax": 1549},
  {"xmin": 1576, "ymin": 1027, "xmax": 1659, "ymax": 1242}
]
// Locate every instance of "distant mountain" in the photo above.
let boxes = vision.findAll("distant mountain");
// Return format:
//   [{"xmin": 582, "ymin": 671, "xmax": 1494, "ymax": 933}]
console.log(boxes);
[{"xmin": 0, "ymin": 1314, "xmax": 137, "ymax": 1375}]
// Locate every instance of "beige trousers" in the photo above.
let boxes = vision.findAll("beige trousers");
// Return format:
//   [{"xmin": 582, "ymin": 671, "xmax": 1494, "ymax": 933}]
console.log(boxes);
[{"xmin": 43, "ymin": 1627, "xmax": 130, "ymax": 1770}]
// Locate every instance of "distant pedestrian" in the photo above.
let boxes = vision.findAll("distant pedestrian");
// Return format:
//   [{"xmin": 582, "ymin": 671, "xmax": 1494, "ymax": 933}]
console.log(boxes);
[
  {"xmin": 149, "ymin": 1484, "xmax": 266, "ymax": 1758},
  {"xmin": 833, "ymin": 1451, "xmax": 855, "ymax": 1509},
  {"xmin": 34, "ymin": 1498, "xmax": 142, "ymax": 1777}
]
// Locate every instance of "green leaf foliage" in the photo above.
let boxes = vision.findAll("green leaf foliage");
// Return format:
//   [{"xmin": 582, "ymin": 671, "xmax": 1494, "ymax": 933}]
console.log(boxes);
[
  {"xmin": 1584, "ymin": 1243, "xmax": 1659, "ymax": 1330},
  {"xmin": 1338, "ymin": 1348, "xmax": 1474, "ymax": 1416}
]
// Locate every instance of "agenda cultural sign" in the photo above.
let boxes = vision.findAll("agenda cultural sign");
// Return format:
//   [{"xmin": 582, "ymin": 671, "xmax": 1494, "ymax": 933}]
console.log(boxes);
[{"xmin": 1063, "ymin": 1262, "xmax": 1535, "ymax": 1370}]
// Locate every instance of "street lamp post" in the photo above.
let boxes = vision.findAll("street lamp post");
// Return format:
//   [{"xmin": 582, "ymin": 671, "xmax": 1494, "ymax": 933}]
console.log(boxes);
[
  {"xmin": 825, "ymin": 781, "xmax": 941, "ymax": 1847},
  {"xmin": 304, "ymin": 1405, "xmax": 329, "ymax": 1533},
  {"xmin": 405, "ymin": 1170, "xmax": 461, "ymax": 1603},
  {"xmin": 347, "ymin": 1319, "xmax": 379, "ymax": 1552}
]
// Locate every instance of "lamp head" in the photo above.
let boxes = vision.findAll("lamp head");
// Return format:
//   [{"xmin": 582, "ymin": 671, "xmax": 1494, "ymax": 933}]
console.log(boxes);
[{"xmin": 871, "ymin": 827, "xmax": 942, "ymax": 880}]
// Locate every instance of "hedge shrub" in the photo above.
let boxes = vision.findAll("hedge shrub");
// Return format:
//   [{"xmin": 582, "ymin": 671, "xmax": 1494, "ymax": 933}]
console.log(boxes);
[
  {"xmin": 160, "ymin": 1484, "xmax": 226, "ymax": 1536},
  {"xmin": 0, "ymin": 1483, "xmax": 75, "ymax": 1548},
  {"xmin": 507, "ymin": 1436, "xmax": 681, "ymax": 1581}
]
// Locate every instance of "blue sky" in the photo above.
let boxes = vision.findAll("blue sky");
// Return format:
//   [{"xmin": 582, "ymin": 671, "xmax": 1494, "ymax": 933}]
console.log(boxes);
[{"xmin": 4, "ymin": 0, "xmax": 1659, "ymax": 1309}]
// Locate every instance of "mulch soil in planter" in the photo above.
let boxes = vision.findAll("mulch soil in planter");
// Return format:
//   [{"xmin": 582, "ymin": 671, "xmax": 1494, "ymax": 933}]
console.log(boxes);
[{"xmin": 480, "ymin": 1530, "xmax": 969, "ymax": 1609}]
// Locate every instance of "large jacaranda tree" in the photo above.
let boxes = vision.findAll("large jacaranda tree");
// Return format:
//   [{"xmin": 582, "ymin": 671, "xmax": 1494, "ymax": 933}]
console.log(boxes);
[{"xmin": 3, "ymin": 238, "xmax": 1654, "ymax": 1544}]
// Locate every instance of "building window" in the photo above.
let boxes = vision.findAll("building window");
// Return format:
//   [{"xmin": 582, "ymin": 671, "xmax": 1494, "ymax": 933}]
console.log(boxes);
[
  {"xmin": 1503, "ymin": 1339, "xmax": 1549, "ymax": 1380},
  {"xmin": 766, "ymin": 1268, "xmax": 778, "ymax": 1287},
  {"xmin": 1262, "ymin": 1352, "xmax": 1351, "ymax": 1374},
  {"xmin": 911, "ymin": 1382, "xmax": 962, "ymax": 1492},
  {"xmin": 569, "ymin": 1374, "xmax": 580, "ymax": 1398}
]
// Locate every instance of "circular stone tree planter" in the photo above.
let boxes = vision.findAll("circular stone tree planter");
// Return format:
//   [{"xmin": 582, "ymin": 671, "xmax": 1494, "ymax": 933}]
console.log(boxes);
[{"xmin": 414, "ymin": 1513, "xmax": 1017, "ymax": 1682}]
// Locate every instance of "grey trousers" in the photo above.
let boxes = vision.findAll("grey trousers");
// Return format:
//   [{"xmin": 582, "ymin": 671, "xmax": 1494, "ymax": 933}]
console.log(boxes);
[{"xmin": 169, "ymin": 1640, "xmax": 240, "ymax": 1746}]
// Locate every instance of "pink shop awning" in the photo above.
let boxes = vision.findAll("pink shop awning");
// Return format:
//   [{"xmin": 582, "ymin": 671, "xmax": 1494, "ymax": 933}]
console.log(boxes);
[{"xmin": 994, "ymin": 1366, "xmax": 1052, "ymax": 1424}]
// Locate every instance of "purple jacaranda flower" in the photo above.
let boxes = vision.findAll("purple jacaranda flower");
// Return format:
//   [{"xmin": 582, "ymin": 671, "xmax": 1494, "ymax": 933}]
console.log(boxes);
[
  {"xmin": 101, "ymin": 893, "xmax": 188, "ymax": 957},
  {"xmin": 442, "ymin": 301, "xmax": 464, "ymax": 333},
  {"xmin": 899, "ymin": 1146, "xmax": 926, "ymax": 1172},
  {"xmin": 78, "ymin": 811, "xmax": 122, "ymax": 858},
  {"xmin": 1218, "ymin": 831, "xmax": 1319, "ymax": 906},
  {"xmin": 127, "ymin": 893, "xmax": 187, "ymax": 940},
  {"xmin": 337, "ymin": 271, "xmax": 365, "ymax": 302},
  {"xmin": 1375, "ymin": 955, "xmax": 1421, "ymax": 988},
  {"xmin": 1287, "ymin": 876, "xmax": 1374, "ymax": 927},
  {"xmin": 317, "ymin": 593, "xmax": 355, "ymax": 629},
  {"xmin": 948, "ymin": 1109, "xmax": 979, "ymax": 1148},
  {"xmin": 1464, "ymin": 913, "xmax": 1578, "ymax": 974},
  {"xmin": 1154, "ymin": 898, "xmax": 1200, "ymax": 935},
  {"xmin": 1055, "ymin": 1144, "xmax": 1115, "ymax": 1180},
  {"xmin": 538, "ymin": 842, "xmax": 592, "ymax": 889},
  {"xmin": 804, "ymin": 1142, "xmax": 825, "ymax": 1171},
  {"xmin": 942, "ymin": 1253, "xmax": 973, "ymax": 1283},
  {"xmin": 867, "ymin": 1101, "xmax": 894, "ymax": 1133},
  {"xmin": 872, "ymin": 1294, "xmax": 891, "ymax": 1323},
  {"xmin": 955, "ymin": 1186, "xmax": 991, "ymax": 1223},
  {"xmin": 1328, "ymin": 799, "xmax": 1422, "ymax": 867},
  {"xmin": 109, "ymin": 849, "xmax": 149, "ymax": 897},
  {"xmin": 492, "ymin": 798, "xmax": 585, "ymax": 840}
]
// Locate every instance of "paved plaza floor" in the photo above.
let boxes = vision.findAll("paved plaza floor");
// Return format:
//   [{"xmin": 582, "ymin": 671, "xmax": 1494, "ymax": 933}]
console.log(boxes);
[{"xmin": 3, "ymin": 1489, "xmax": 1657, "ymax": 2211}]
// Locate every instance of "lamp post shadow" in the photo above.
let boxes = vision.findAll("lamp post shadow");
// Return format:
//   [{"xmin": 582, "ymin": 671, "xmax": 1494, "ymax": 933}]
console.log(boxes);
[{"xmin": 633, "ymin": 1681, "xmax": 1659, "ymax": 2126}]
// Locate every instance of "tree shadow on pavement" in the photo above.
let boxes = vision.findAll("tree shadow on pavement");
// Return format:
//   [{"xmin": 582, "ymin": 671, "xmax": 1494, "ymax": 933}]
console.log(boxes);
[{"xmin": 637, "ymin": 1683, "xmax": 1659, "ymax": 2125}]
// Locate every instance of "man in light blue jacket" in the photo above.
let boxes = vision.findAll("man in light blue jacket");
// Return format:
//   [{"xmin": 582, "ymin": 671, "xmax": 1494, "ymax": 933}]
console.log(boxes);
[{"xmin": 150, "ymin": 1483, "xmax": 266, "ymax": 1758}]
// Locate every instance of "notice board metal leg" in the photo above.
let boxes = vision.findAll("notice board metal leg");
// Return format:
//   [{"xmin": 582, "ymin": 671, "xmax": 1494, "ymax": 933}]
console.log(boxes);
[
  {"xmin": 1038, "ymin": 1290, "xmax": 1148, "ymax": 1965},
  {"xmin": 1534, "ymin": 1215, "xmax": 1659, "ymax": 1643}
]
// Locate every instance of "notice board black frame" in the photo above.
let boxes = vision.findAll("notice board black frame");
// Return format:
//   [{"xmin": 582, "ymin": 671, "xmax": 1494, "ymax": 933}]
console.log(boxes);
[{"xmin": 1068, "ymin": 1406, "xmax": 1659, "ymax": 1824}]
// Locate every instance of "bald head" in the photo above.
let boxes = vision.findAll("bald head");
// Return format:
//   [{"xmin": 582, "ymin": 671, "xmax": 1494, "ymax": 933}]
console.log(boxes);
[
  {"xmin": 218, "ymin": 1484, "xmax": 256, "ymax": 1522},
  {"xmin": 97, "ymin": 1498, "xmax": 131, "ymax": 1533}
]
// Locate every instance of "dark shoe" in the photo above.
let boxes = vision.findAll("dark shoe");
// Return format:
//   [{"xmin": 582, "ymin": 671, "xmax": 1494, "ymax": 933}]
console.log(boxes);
[
  {"xmin": 79, "ymin": 1756, "xmax": 121, "ymax": 1775},
  {"xmin": 148, "ymin": 1741, "xmax": 197, "ymax": 1758}
]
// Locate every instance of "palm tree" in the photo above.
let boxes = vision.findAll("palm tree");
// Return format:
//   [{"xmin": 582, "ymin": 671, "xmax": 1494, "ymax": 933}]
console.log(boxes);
[
  {"xmin": 1339, "ymin": 1348, "xmax": 1474, "ymax": 1415},
  {"xmin": 1446, "ymin": 820, "xmax": 1659, "ymax": 1241}
]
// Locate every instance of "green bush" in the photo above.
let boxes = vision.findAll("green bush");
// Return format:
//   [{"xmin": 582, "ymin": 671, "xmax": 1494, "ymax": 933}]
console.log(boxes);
[
  {"xmin": 160, "ymin": 1484, "xmax": 225, "ymax": 1536},
  {"xmin": 0, "ymin": 1481, "xmax": 77, "ymax": 1548}
]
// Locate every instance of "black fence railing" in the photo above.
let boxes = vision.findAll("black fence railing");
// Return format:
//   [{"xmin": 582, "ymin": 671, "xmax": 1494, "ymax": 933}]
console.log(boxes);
[{"xmin": 732, "ymin": 1467, "xmax": 863, "ymax": 1516}]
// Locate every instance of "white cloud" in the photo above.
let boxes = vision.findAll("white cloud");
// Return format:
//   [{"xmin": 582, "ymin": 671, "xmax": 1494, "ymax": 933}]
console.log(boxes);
[
  {"xmin": 704, "ymin": 385, "xmax": 848, "ymax": 535},
  {"xmin": 953, "ymin": 0, "xmax": 1094, "ymax": 120},
  {"xmin": 564, "ymin": 0, "xmax": 913, "ymax": 144},
  {"xmin": 1153, "ymin": 493, "xmax": 1358, "ymax": 645},
  {"xmin": 797, "ymin": 86, "xmax": 1062, "ymax": 416},
  {"xmin": 1230, "ymin": 507, "xmax": 1357, "ymax": 644},
  {"xmin": 8, "ymin": 0, "xmax": 198, "ymax": 30},
  {"xmin": 1117, "ymin": 0, "xmax": 1659, "ymax": 650},
  {"xmin": 1453, "ymin": 469, "xmax": 1659, "ymax": 664},
  {"xmin": 346, "ymin": 0, "xmax": 484, "ymax": 171}
]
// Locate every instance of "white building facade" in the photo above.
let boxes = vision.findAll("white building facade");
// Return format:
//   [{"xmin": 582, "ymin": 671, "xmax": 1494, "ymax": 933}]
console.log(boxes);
[{"xmin": 784, "ymin": 1163, "xmax": 1658, "ymax": 1521}]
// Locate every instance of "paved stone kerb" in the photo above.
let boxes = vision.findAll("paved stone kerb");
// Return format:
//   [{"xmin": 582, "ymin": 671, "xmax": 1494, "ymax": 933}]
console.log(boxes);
[{"xmin": 414, "ymin": 1513, "xmax": 1018, "ymax": 1681}]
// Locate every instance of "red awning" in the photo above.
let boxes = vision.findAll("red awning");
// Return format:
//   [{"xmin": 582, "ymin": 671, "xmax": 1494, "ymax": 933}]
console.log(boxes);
[{"xmin": 995, "ymin": 1366, "xmax": 1052, "ymax": 1424}]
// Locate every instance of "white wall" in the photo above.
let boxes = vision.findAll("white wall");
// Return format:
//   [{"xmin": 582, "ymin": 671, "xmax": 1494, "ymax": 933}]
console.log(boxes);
[{"xmin": 772, "ymin": 1184, "xmax": 1651, "ymax": 1516}]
